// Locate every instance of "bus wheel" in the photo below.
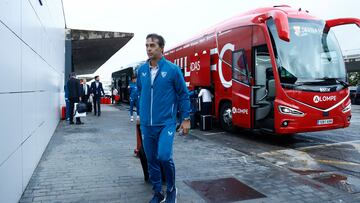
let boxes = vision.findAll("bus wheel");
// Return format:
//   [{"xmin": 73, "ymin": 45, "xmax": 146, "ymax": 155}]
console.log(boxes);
[{"xmin": 220, "ymin": 102, "xmax": 234, "ymax": 132}]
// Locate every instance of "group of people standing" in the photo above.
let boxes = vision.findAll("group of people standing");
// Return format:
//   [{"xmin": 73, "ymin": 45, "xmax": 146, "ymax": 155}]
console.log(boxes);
[{"xmin": 65, "ymin": 74, "xmax": 105, "ymax": 125}]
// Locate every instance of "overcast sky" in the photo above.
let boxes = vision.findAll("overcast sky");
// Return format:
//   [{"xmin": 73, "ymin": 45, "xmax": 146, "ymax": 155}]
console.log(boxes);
[{"xmin": 62, "ymin": 0, "xmax": 360, "ymax": 81}]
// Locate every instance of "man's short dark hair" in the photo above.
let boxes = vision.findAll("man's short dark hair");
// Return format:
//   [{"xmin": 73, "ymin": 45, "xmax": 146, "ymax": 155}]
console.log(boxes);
[
  {"xmin": 95, "ymin": 75, "xmax": 99, "ymax": 80},
  {"xmin": 70, "ymin": 72, "xmax": 76, "ymax": 77},
  {"xmin": 146, "ymin": 33, "xmax": 165, "ymax": 48}
]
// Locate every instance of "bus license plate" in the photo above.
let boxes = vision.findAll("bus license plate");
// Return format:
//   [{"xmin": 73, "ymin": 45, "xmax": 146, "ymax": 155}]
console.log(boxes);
[{"xmin": 317, "ymin": 119, "xmax": 333, "ymax": 125}]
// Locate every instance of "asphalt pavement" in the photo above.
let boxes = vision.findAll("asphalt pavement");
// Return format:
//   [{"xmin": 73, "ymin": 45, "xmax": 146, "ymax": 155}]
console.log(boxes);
[{"xmin": 19, "ymin": 104, "xmax": 360, "ymax": 203}]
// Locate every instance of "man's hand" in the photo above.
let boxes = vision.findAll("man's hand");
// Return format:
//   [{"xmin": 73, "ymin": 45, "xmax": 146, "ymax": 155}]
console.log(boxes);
[
  {"xmin": 79, "ymin": 97, "xmax": 82, "ymax": 102},
  {"xmin": 179, "ymin": 120, "xmax": 190, "ymax": 135}
]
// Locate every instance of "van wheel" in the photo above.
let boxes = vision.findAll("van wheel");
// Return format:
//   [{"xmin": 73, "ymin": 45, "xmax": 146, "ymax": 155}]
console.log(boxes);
[{"xmin": 220, "ymin": 102, "xmax": 234, "ymax": 132}]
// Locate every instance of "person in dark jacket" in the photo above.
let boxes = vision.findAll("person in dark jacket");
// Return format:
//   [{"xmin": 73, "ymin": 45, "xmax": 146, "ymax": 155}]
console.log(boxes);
[
  {"xmin": 64, "ymin": 74, "xmax": 70, "ymax": 121},
  {"xmin": 80, "ymin": 79, "xmax": 90, "ymax": 102},
  {"xmin": 67, "ymin": 72, "xmax": 83, "ymax": 125},
  {"xmin": 90, "ymin": 75, "xmax": 105, "ymax": 116},
  {"xmin": 137, "ymin": 33, "xmax": 190, "ymax": 203}
]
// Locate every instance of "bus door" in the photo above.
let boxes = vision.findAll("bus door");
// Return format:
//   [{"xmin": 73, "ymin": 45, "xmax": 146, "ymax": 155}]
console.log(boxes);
[
  {"xmin": 251, "ymin": 25, "xmax": 276, "ymax": 130},
  {"xmin": 216, "ymin": 26, "xmax": 252, "ymax": 129},
  {"xmin": 231, "ymin": 49, "xmax": 252, "ymax": 128}
]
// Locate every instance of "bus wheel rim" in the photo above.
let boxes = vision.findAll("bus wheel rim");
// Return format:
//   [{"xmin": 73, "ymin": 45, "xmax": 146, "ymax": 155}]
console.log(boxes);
[{"xmin": 223, "ymin": 108, "xmax": 232, "ymax": 126}]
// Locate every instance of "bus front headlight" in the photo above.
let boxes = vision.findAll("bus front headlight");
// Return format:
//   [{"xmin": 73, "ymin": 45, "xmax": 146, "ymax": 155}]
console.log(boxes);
[
  {"xmin": 278, "ymin": 105, "xmax": 305, "ymax": 117},
  {"xmin": 342, "ymin": 103, "xmax": 351, "ymax": 113}
]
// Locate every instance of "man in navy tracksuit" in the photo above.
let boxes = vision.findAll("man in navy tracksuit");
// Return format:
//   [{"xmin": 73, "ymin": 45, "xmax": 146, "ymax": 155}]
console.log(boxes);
[
  {"xmin": 128, "ymin": 76, "xmax": 139, "ymax": 122},
  {"xmin": 137, "ymin": 33, "xmax": 190, "ymax": 203}
]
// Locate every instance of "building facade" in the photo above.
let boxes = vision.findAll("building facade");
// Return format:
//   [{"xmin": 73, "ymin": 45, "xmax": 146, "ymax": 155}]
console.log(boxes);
[{"xmin": 0, "ymin": 0, "xmax": 65, "ymax": 202}]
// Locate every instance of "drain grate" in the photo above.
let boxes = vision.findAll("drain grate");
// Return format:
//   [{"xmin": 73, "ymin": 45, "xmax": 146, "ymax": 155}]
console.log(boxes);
[
  {"xmin": 313, "ymin": 173, "xmax": 360, "ymax": 193},
  {"xmin": 185, "ymin": 177, "xmax": 266, "ymax": 203}
]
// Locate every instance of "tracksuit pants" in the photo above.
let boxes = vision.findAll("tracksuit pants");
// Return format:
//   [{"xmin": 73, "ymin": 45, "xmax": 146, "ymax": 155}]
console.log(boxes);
[
  {"xmin": 129, "ymin": 98, "xmax": 139, "ymax": 117},
  {"xmin": 140, "ymin": 124, "xmax": 176, "ymax": 193}
]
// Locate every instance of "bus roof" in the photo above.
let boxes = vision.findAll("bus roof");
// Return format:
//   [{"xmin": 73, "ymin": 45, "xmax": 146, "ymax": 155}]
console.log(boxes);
[
  {"xmin": 112, "ymin": 61, "xmax": 145, "ymax": 76},
  {"xmin": 165, "ymin": 5, "xmax": 318, "ymax": 53}
]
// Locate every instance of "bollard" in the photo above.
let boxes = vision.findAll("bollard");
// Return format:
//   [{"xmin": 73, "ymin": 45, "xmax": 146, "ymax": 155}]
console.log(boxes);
[{"xmin": 61, "ymin": 106, "xmax": 66, "ymax": 120}]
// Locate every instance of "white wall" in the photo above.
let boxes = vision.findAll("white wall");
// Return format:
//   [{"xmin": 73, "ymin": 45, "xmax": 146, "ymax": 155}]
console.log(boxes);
[{"xmin": 0, "ymin": 0, "xmax": 65, "ymax": 202}]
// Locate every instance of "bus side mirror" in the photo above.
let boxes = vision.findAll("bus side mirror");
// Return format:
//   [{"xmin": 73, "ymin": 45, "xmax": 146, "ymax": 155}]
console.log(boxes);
[
  {"xmin": 255, "ymin": 10, "xmax": 290, "ymax": 42},
  {"xmin": 326, "ymin": 18, "xmax": 360, "ymax": 29},
  {"xmin": 268, "ymin": 79, "xmax": 276, "ymax": 98}
]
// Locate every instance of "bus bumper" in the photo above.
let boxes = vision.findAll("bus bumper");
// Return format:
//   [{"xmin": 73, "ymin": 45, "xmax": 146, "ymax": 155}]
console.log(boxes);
[{"xmin": 274, "ymin": 103, "xmax": 351, "ymax": 135}]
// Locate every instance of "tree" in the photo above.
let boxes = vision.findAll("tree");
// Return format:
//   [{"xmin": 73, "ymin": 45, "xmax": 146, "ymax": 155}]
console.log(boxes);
[{"xmin": 348, "ymin": 72, "xmax": 360, "ymax": 86}]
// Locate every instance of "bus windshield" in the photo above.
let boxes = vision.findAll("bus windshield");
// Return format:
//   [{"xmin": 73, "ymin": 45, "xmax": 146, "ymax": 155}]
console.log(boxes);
[{"xmin": 267, "ymin": 18, "xmax": 346, "ymax": 87}]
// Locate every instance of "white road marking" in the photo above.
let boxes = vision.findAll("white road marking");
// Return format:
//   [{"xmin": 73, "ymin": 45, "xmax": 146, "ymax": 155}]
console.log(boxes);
[{"xmin": 203, "ymin": 132, "xmax": 226, "ymax": 136}]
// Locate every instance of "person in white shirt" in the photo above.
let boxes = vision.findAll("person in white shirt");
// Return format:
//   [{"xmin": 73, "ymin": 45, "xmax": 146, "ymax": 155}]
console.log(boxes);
[{"xmin": 198, "ymin": 87, "xmax": 213, "ymax": 115}]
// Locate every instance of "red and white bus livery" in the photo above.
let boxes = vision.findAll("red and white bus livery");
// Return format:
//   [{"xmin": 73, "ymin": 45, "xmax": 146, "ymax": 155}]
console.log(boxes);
[{"xmin": 164, "ymin": 5, "xmax": 360, "ymax": 134}]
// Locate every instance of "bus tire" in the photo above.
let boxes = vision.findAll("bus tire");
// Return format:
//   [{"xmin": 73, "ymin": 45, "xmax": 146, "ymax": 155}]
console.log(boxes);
[{"xmin": 220, "ymin": 102, "xmax": 234, "ymax": 132}]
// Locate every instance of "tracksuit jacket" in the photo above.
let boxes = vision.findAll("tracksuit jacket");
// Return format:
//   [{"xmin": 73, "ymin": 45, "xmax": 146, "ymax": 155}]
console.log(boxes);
[
  {"xmin": 129, "ymin": 82, "xmax": 139, "ymax": 101},
  {"xmin": 137, "ymin": 57, "xmax": 190, "ymax": 126}
]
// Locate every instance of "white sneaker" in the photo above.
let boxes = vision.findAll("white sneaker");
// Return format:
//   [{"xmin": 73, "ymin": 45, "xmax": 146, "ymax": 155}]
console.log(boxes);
[{"xmin": 130, "ymin": 116, "xmax": 134, "ymax": 122}]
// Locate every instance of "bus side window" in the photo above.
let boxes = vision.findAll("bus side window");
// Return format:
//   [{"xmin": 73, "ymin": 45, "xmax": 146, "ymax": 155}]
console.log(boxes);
[
  {"xmin": 232, "ymin": 49, "xmax": 249, "ymax": 84},
  {"xmin": 254, "ymin": 45, "xmax": 276, "ymax": 100},
  {"xmin": 254, "ymin": 45, "xmax": 272, "ymax": 85}
]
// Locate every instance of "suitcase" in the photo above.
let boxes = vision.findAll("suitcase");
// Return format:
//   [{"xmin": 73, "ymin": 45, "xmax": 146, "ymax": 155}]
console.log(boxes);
[
  {"xmin": 136, "ymin": 122, "xmax": 149, "ymax": 181},
  {"xmin": 136, "ymin": 122, "xmax": 165, "ymax": 182},
  {"xmin": 190, "ymin": 113, "xmax": 197, "ymax": 129},
  {"xmin": 77, "ymin": 102, "xmax": 87, "ymax": 113},
  {"xmin": 200, "ymin": 115, "xmax": 212, "ymax": 131}
]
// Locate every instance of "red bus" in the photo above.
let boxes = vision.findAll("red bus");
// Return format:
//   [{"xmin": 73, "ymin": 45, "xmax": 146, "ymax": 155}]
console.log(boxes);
[{"xmin": 164, "ymin": 5, "xmax": 360, "ymax": 134}]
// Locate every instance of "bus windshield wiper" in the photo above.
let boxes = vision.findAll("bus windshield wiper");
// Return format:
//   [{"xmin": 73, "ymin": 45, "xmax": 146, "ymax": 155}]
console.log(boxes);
[
  {"xmin": 315, "ymin": 77, "xmax": 349, "ymax": 87},
  {"xmin": 281, "ymin": 83, "xmax": 302, "ymax": 89}
]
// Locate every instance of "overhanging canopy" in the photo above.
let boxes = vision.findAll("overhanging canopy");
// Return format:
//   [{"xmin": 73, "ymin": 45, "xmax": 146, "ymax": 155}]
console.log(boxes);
[
  {"xmin": 66, "ymin": 29, "xmax": 134, "ymax": 75},
  {"xmin": 344, "ymin": 54, "xmax": 360, "ymax": 72}
]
